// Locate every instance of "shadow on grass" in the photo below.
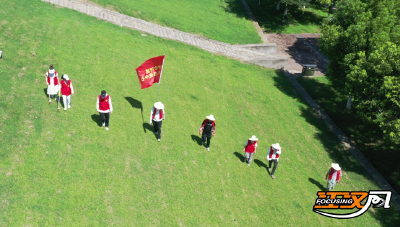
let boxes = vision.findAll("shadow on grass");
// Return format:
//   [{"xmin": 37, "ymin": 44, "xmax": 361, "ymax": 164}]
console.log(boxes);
[
  {"xmin": 272, "ymin": 70, "xmax": 400, "ymax": 226},
  {"xmin": 233, "ymin": 152, "xmax": 245, "ymax": 162},
  {"xmin": 221, "ymin": 0, "xmax": 252, "ymax": 20},
  {"xmin": 254, "ymin": 159, "xmax": 269, "ymax": 172},
  {"xmin": 308, "ymin": 177, "xmax": 326, "ymax": 191},
  {"xmin": 296, "ymin": 77, "xmax": 400, "ymax": 194},
  {"xmin": 143, "ymin": 123, "xmax": 153, "ymax": 133},
  {"xmin": 224, "ymin": 0, "xmax": 327, "ymax": 33},
  {"xmin": 191, "ymin": 135, "xmax": 202, "ymax": 146},
  {"xmin": 91, "ymin": 114, "xmax": 102, "ymax": 126},
  {"xmin": 124, "ymin": 97, "xmax": 146, "ymax": 133}
]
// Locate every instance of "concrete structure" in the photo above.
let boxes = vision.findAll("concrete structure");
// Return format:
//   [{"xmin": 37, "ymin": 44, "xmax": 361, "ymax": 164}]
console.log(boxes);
[{"xmin": 234, "ymin": 43, "xmax": 277, "ymax": 56}]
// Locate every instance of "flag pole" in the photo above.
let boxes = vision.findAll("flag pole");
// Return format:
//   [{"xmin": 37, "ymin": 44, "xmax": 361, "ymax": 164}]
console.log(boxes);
[{"xmin": 155, "ymin": 53, "xmax": 165, "ymax": 103}]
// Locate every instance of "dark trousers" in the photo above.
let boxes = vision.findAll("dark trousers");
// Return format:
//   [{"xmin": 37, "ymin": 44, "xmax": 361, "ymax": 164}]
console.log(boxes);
[
  {"xmin": 152, "ymin": 120, "xmax": 162, "ymax": 139},
  {"xmin": 269, "ymin": 159, "xmax": 279, "ymax": 175},
  {"xmin": 202, "ymin": 133, "xmax": 211, "ymax": 148},
  {"xmin": 100, "ymin": 112, "xmax": 110, "ymax": 127}
]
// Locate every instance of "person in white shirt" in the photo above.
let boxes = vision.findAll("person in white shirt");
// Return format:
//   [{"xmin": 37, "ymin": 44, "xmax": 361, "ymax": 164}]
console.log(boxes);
[
  {"xmin": 150, "ymin": 102, "xmax": 165, "ymax": 142},
  {"xmin": 267, "ymin": 143, "xmax": 281, "ymax": 179},
  {"xmin": 96, "ymin": 90, "xmax": 113, "ymax": 130},
  {"xmin": 46, "ymin": 64, "xmax": 60, "ymax": 102},
  {"xmin": 326, "ymin": 163, "xmax": 342, "ymax": 191}
]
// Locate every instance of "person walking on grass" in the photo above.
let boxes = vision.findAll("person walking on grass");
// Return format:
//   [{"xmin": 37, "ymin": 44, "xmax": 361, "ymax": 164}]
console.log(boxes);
[
  {"xmin": 96, "ymin": 90, "xmax": 113, "ymax": 131},
  {"xmin": 60, "ymin": 74, "xmax": 74, "ymax": 111},
  {"xmin": 243, "ymin": 135, "xmax": 258, "ymax": 166},
  {"xmin": 267, "ymin": 143, "xmax": 281, "ymax": 179},
  {"xmin": 199, "ymin": 115, "xmax": 216, "ymax": 151},
  {"xmin": 150, "ymin": 102, "xmax": 165, "ymax": 142},
  {"xmin": 46, "ymin": 64, "xmax": 59, "ymax": 103},
  {"xmin": 325, "ymin": 163, "xmax": 342, "ymax": 191}
]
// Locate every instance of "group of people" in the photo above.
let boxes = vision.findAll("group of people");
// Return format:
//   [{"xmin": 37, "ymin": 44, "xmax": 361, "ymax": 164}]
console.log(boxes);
[
  {"xmin": 45, "ymin": 65, "xmax": 74, "ymax": 110},
  {"xmin": 46, "ymin": 65, "xmax": 343, "ymax": 187},
  {"xmin": 197, "ymin": 114, "xmax": 281, "ymax": 179}
]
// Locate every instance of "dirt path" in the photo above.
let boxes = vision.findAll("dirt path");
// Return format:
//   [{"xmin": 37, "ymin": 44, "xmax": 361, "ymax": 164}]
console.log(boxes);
[{"xmin": 266, "ymin": 33, "xmax": 328, "ymax": 76}]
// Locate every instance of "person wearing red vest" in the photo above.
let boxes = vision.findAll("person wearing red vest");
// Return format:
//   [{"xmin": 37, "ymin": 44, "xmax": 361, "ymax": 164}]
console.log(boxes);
[
  {"xmin": 267, "ymin": 143, "xmax": 281, "ymax": 179},
  {"xmin": 46, "ymin": 64, "xmax": 59, "ymax": 102},
  {"xmin": 96, "ymin": 90, "xmax": 113, "ymax": 130},
  {"xmin": 60, "ymin": 74, "xmax": 74, "ymax": 111},
  {"xmin": 325, "ymin": 163, "xmax": 342, "ymax": 191},
  {"xmin": 150, "ymin": 102, "xmax": 165, "ymax": 142},
  {"xmin": 199, "ymin": 115, "xmax": 216, "ymax": 151},
  {"xmin": 243, "ymin": 135, "xmax": 258, "ymax": 166}
]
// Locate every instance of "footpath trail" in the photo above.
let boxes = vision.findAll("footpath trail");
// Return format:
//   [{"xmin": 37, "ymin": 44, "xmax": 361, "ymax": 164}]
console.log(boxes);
[{"xmin": 42, "ymin": 0, "xmax": 287, "ymax": 69}]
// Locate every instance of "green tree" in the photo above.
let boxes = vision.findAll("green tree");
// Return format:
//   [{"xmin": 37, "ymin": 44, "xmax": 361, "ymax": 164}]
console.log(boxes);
[
  {"xmin": 316, "ymin": 0, "xmax": 339, "ymax": 17},
  {"xmin": 278, "ymin": 0, "xmax": 312, "ymax": 18},
  {"xmin": 320, "ymin": 0, "xmax": 400, "ymax": 137}
]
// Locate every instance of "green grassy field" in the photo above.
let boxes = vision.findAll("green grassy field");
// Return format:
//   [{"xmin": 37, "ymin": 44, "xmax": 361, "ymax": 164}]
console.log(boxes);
[
  {"xmin": 297, "ymin": 77, "xmax": 400, "ymax": 195},
  {"xmin": 89, "ymin": 0, "xmax": 262, "ymax": 45},
  {"xmin": 247, "ymin": 0, "xmax": 328, "ymax": 34},
  {"xmin": 0, "ymin": 0, "xmax": 399, "ymax": 225}
]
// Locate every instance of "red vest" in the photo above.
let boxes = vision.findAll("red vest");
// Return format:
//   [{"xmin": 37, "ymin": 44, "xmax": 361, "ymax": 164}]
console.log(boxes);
[
  {"xmin": 268, "ymin": 147, "xmax": 280, "ymax": 160},
  {"xmin": 328, "ymin": 168, "xmax": 341, "ymax": 181},
  {"xmin": 47, "ymin": 75, "xmax": 59, "ymax": 85},
  {"xmin": 200, "ymin": 119, "xmax": 215, "ymax": 128},
  {"xmin": 60, "ymin": 80, "xmax": 71, "ymax": 96},
  {"xmin": 245, "ymin": 140, "xmax": 257, "ymax": 153},
  {"xmin": 152, "ymin": 108, "xmax": 163, "ymax": 119},
  {"xmin": 99, "ymin": 95, "xmax": 110, "ymax": 111}
]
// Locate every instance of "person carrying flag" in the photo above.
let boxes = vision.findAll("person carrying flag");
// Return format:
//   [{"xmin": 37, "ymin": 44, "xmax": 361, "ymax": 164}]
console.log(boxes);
[
  {"xmin": 150, "ymin": 102, "xmax": 165, "ymax": 142},
  {"xmin": 96, "ymin": 90, "xmax": 113, "ymax": 131},
  {"xmin": 267, "ymin": 143, "xmax": 281, "ymax": 179},
  {"xmin": 243, "ymin": 135, "xmax": 258, "ymax": 166},
  {"xmin": 60, "ymin": 74, "xmax": 74, "ymax": 111},
  {"xmin": 325, "ymin": 163, "xmax": 342, "ymax": 191},
  {"xmin": 46, "ymin": 64, "xmax": 59, "ymax": 102},
  {"xmin": 199, "ymin": 115, "xmax": 216, "ymax": 151}
]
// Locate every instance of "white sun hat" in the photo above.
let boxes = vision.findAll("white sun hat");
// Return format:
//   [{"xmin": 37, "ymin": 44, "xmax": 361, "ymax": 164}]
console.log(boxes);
[
  {"xmin": 249, "ymin": 135, "xmax": 258, "ymax": 141},
  {"xmin": 272, "ymin": 143, "xmax": 282, "ymax": 154},
  {"xmin": 154, "ymin": 102, "xmax": 164, "ymax": 109},
  {"xmin": 206, "ymin": 114, "xmax": 215, "ymax": 121},
  {"xmin": 63, "ymin": 74, "xmax": 69, "ymax": 80},
  {"xmin": 48, "ymin": 69, "xmax": 55, "ymax": 74},
  {"xmin": 272, "ymin": 143, "xmax": 281, "ymax": 150},
  {"xmin": 331, "ymin": 163, "xmax": 341, "ymax": 170}
]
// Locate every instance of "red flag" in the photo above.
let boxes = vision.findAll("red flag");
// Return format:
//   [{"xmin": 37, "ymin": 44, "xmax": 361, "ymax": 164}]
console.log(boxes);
[{"xmin": 136, "ymin": 55, "xmax": 165, "ymax": 89}]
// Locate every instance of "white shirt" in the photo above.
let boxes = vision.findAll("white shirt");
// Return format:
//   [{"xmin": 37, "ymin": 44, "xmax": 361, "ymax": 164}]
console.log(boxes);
[
  {"xmin": 96, "ymin": 94, "xmax": 113, "ymax": 113},
  {"xmin": 150, "ymin": 107, "xmax": 165, "ymax": 123}
]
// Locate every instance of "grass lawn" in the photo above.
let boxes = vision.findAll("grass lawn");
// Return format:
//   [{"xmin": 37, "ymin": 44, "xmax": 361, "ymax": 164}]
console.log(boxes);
[
  {"xmin": 297, "ymin": 76, "xmax": 400, "ymax": 195},
  {"xmin": 89, "ymin": 0, "xmax": 262, "ymax": 45},
  {"xmin": 0, "ymin": 0, "xmax": 399, "ymax": 225},
  {"xmin": 246, "ymin": 0, "xmax": 329, "ymax": 34}
]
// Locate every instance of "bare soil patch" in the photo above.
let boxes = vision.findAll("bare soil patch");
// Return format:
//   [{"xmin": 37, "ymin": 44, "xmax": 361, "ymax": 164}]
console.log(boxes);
[{"xmin": 266, "ymin": 34, "xmax": 327, "ymax": 76}]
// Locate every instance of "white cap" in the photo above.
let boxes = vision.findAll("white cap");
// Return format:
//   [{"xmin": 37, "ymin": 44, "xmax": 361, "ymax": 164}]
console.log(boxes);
[
  {"xmin": 154, "ymin": 102, "xmax": 164, "ymax": 109},
  {"xmin": 48, "ymin": 69, "xmax": 55, "ymax": 74},
  {"xmin": 272, "ymin": 143, "xmax": 281, "ymax": 154},
  {"xmin": 331, "ymin": 163, "xmax": 341, "ymax": 170},
  {"xmin": 272, "ymin": 143, "xmax": 281, "ymax": 150},
  {"xmin": 249, "ymin": 135, "xmax": 258, "ymax": 141},
  {"xmin": 63, "ymin": 74, "xmax": 69, "ymax": 80},
  {"xmin": 206, "ymin": 115, "xmax": 215, "ymax": 121}
]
